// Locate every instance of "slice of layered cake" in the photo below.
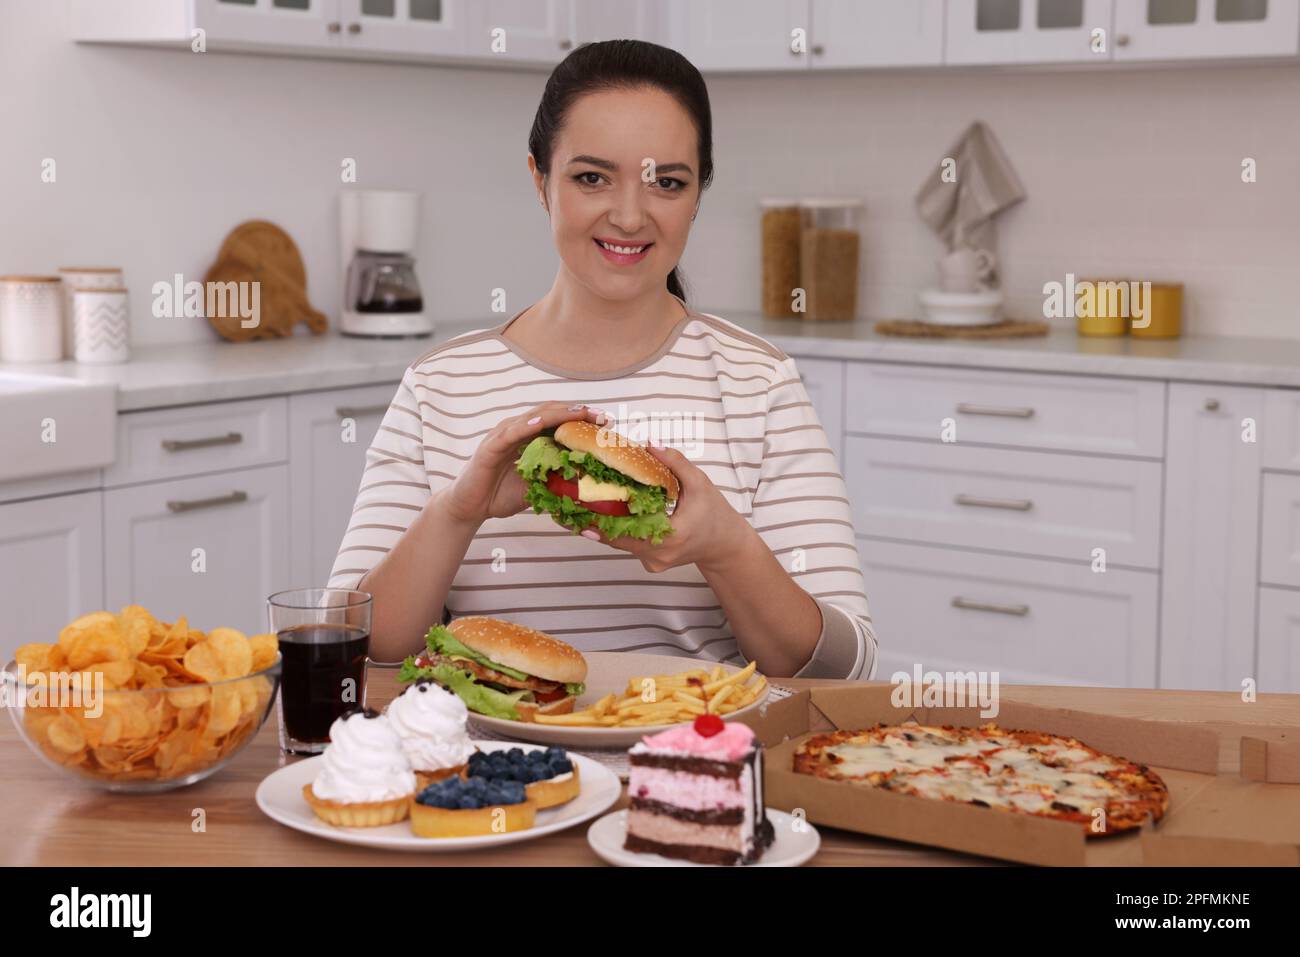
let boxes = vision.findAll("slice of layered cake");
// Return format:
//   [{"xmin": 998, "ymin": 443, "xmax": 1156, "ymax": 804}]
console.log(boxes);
[{"xmin": 625, "ymin": 714, "xmax": 774, "ymax": 865}]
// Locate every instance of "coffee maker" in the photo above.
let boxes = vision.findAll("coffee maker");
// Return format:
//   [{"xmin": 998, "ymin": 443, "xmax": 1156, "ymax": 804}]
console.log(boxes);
[{"xmin": 338, "ymin": 189, "xmax": 432, "ymax": 338}]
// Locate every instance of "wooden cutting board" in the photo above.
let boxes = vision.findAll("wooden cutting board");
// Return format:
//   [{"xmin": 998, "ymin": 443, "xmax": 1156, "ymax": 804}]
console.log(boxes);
[{"xmin": 204, "ymin": 220, "xmax": 328, "ymax": 341}]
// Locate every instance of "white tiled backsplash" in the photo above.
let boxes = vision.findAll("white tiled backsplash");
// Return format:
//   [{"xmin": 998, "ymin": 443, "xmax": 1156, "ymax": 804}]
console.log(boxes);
[{"xmin": 2, "ymin": 0, "xmax": 1297, "ymax": 344}]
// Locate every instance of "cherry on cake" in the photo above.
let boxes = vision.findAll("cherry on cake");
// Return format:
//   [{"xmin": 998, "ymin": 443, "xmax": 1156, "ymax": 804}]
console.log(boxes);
[{"xmin": 624, "ymin": 715, "xmax": 774, "ymax": 865}]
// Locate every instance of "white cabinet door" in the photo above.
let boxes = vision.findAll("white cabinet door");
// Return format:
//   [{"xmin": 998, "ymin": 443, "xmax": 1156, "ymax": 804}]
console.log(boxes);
[
  {"xmin": 1262, "ymin": 387, "xmax": 1300, "ymax": 472},
  {"xmin": 337, "ymin": 0, "xmax": 468, "ymax": 56},
  {"xmin": 1114, "ymin": 0, "xmax": 1300, "ymax": 60},
  {"xmin": 844, "ymin": 436, "xmax": 1163, "ymax": 568},
  {"xmin": 810, "ymin": 0, "xmax": 945, "ymax": 67},
  {"xmin": 794, "ymin": 357, "xmax": 844, "ymax": 468},
  {"xmin": 1260, "ymin": 472, "xmax": 1300, "ymax": 589},
  {"xmin": 288, "ymin": 384, "xmax": 395, "ymax": 590},
  {"xmin": 1258, "ymin": 586, "xmax": 1300, "ymax": 693},
  {"xmin": 946, "ymin": 0, "xmax": 1114, "ymax": 64},
  {"xmin": 195, "ymin": 0, "xmax": 344, "ymax": 47},
  {"xmin": 0, "ymin": 493, "xmax": 104, "ymax": 663},
  {"xmin": 1160, "ymin": 383, "xmax": 1265, "ymax": 691},
  {"xmin": 104, "ymin": 466, "xmax": 290, "ymax": 636},
  {"xmin": 457, "ymin": 0, "xmax": 569, "ymax": 62},
  {"xmin": 859, "ymin": 539, "xmax": 1159, "ymax": 687},
  {"xmin": 572, "ymin": 0, "xmax": 666, "ymax": 45},
  {"xmin": 666, "ymin": 0, "xmax": 812, "ymax": 71}
]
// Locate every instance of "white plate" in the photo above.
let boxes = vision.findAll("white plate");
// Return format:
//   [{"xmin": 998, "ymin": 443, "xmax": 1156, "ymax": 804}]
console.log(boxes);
[
  {"xmin": 467, "ymin": 651, "xmax": 769, "ymax": 748},
  {"xmin": 255, "ymin": 741, "xmax": 620, "ymax": 851},
  {"xmin": 587, "ymin": 809, "xmax": 820, "ymax": 867}
]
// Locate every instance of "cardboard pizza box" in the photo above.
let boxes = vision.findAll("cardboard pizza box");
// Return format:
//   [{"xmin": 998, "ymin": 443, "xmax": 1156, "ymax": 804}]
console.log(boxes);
[
  {"xmin": 736, "ymin": 684, "xmax": 1287, "ymax": 867},
  {"xmin": 1139, "ymin": 727, "xmax": 1300, "ymax": 866}
]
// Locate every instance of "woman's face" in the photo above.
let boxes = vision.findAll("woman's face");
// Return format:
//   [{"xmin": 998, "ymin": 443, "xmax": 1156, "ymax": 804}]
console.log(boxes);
[{"xmin": 531, "ymin": 86, "xmax": 699, "ymax": 303}]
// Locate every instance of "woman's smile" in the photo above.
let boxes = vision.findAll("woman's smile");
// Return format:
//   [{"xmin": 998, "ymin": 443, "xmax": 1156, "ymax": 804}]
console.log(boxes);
[{"xmin": 593, "ymin": 236, "xmax": 654, "ymax": 265}]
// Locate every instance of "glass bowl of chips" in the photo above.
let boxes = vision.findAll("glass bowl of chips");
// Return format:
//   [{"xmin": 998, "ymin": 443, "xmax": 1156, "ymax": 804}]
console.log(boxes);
[{"xmin": 3, "ymin": 605, "xmax": 281, "ymax": 792}]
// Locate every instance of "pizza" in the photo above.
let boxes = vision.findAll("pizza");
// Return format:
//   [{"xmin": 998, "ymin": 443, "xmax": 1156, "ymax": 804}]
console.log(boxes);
[{"xmin": 793, "ymin": 723, "xmax": 1169, "ymax": 836}]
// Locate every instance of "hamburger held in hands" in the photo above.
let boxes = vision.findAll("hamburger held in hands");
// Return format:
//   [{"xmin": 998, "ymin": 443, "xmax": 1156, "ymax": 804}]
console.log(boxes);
[
  {"xmin": 398, "ymin": 616, "xmax": 587, "ymax": 722},
  {"xmin": 516, "ymin": 420, "xmax": 680, "ymax": 545}
]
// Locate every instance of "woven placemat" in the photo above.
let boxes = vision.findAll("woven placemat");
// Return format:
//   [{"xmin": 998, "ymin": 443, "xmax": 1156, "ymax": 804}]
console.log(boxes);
[{"xmin": 875, "ymin": 318, "xmax": 1050, "ymax": 339}]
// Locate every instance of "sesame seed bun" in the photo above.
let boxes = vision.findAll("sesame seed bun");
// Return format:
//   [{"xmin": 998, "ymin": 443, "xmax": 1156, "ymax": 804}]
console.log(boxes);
[
  {"xmin": 446, "ymin": 616, "xmax": 587, "ymax": 686},
  {"xmin": 553, "ymin": 420, "xmax": 680, "ymax": 502}
]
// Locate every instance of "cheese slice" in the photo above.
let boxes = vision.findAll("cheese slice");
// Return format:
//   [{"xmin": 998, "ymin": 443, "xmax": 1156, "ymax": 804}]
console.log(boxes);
[{"xmin": 577, "ymin": 474, "xmax": 631, "ymax": 502}]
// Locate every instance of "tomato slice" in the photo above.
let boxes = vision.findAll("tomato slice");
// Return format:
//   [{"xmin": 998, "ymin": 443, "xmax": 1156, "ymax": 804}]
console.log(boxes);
[{"xmin": 544, "ymin": 469, "xmax": 631, "ymax": 517}]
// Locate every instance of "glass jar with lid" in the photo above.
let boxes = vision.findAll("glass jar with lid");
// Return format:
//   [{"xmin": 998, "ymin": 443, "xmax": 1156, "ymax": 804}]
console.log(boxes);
[{"xmin": 799, "ymin": 199, "xmax": 863, "ymax": 321}]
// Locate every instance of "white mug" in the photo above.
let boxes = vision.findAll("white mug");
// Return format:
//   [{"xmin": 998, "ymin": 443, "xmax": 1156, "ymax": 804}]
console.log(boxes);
[
  {"xmin": 938, "ymin": 247, "xmax": 997, "ymax": 293},
  {"xmin": 58, "ymin": 268, "xmax": 124, "ymax": 358}
]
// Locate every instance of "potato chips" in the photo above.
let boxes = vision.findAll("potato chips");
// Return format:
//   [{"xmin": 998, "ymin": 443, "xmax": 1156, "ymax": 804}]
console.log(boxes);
[{"xmin": 13, "ymin": 605, "xmax": 279, "ymax": 785}]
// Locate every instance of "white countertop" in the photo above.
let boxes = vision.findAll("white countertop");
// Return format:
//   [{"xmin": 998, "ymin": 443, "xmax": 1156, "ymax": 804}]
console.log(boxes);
[{"xmin": 4, "ymin": 312, "xmax": 1298, "ymax": 411}]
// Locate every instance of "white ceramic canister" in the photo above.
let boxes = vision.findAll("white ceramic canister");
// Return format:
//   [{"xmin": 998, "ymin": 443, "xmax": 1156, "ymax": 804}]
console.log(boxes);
[
  {"xmin": 58, "ymin": 267, "xmax": 124, "ymax": 358},
  {"xmin": 0, "ymin": 275, "xmax": 64, "ymax": 362},
  {"xmin": 72, "ymin": 288, "xmax": 130, "ymax": 364}
]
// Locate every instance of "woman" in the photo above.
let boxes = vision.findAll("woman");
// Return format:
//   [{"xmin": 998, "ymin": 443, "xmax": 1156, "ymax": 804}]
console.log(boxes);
[{"xmin": 328, "ymin": 40, "xmax": 877, "ymax": 680}]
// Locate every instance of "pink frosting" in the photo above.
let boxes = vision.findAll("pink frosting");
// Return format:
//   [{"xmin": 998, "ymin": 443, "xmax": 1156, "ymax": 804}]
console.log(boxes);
[
  {"xmin": 638, "ymin": 721, "xmax": 756, "ymax": 761},
  {"xmin": 630, "ymin": 767, "xmax": 745, "ymax": 811}
]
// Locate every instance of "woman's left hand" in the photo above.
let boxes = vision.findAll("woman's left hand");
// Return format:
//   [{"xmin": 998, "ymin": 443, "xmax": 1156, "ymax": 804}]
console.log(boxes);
[{"xmin": 579, "ymin": 443, "xmax": 753, "ymax": 573}]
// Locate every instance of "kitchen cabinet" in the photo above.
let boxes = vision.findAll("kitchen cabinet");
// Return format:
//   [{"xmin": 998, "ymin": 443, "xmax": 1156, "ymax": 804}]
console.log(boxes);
[
  {"xmin": 665, "ymin": 0, "xmax": 812, "ymax": 71},
  {"xmin": 193, "ymin": 0, "xmax": 344, "ymax": 48},
  {"xmin": 288, "ymin": 384, "xmax": 395, "ymax": 590},
  {"xmin": 793, "ymin": 357, "xmax": 844, "ymax": 467},
  {"xmin": 1258, "ymin": 585, "xmax": 1300, "ymax": 692},
  {"xmin": 1262, "ymin": 387, "xmax": 1300, "ymax": 471},
  {"xmin": 845, "ymin": 435, "xmax": 1163, "ymax": 568},
  {"xmin": 859, "ymin": 539, "xmax": 1159, "ymax": 687},
  {"xmin": 1261, "ymin": 472, "xmax": 1300, "ymax": 589},
  {"xmin": 1113, "ymin": 0, "xmax": 1300, "ymax": 60},
  {"xmin": 0, "ymin": 492, "xmax": 104, "ymax": 663},
  {"xmin": 1159, "ymin": 382, "xmax": 1265, "ymax": 691},
  {"xmin": 338, "ymin": 0, "xmax": 469, "ymax": 58},
  {"xmin": 809, "ymin": 0, "xmax": 945, "ymax": 67},
  {"xmin": 945, "ymin": 0, "xmax": 1114, "ymax": 64},
  {"xmin": 104, "ymin": 466, "xmax": 291, "ymax": 636}
]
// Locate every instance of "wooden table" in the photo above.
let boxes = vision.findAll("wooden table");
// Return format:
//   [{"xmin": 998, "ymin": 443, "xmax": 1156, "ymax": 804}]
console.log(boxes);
[{"xmin": 4, "ymin": 671, "xmax": 1297, "ymax": 866}]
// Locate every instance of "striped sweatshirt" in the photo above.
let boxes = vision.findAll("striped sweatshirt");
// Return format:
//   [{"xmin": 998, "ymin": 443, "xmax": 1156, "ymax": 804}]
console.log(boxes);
[{"xmin": 327, "ymin": 297, "xmax": 878, "ymax": 680}]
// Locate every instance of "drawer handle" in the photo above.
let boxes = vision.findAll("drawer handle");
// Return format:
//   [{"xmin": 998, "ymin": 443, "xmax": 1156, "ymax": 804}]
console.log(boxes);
[
  {"xmin": 1204, "ymin": 398, "xmax": 1220, "ymax": 412},
  {"xmin": 952, "ymin": 597, "xmax": 1030, "ymax": 617},
  {"xmin": 955, "ymin": 493, "xmax": 1033, "ymax": 512},
  {"xmin": 166, "ymin": 491, "xmax": 249, "ymax": 513},
  {"xmin": 335, "ymin": 404, "xmax": 390, "ymax": 419},
  {"xmin": 955, "ymin": 403, "xmax": 1035, "ymax": 419},
  {"xmin": 161, "ymin": 432, "xmax": 243, "ymax": 453}
]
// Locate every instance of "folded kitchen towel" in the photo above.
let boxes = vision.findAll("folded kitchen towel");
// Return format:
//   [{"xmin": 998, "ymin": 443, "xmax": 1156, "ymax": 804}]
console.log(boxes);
[{"xmin": 915, "ymin": 121, "xmax": 1026, "ymax": 284}]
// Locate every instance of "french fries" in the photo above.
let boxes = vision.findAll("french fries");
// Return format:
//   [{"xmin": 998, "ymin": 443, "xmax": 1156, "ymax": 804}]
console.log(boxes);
[{"xmin": 533, "ymin": 660, "xmax": 766, "ymax": 727}]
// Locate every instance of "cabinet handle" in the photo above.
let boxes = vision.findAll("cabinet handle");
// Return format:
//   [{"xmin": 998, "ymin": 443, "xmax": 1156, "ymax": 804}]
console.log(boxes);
[
  {"xmin": 952, "ymin": 596, "xmax": 1030, "ymax": 617},
  {"xmin": 1204, "ymin": 398, "xmax": 1221, "ymax": 412},
  {"xmin": 326, "ymin": 21, "xmax": 341, "ymax": 33},
  {"xmin": 335, "ymin": 404, "xmax": 389, "ymax": 419},
  {"xmin": 559, "ymin": 38, "xmax": 572, "ymax": 50},
  {"xmin": 347, "ymin": 22, "xmax": 361, "ymax": 34},
  {"xmin": 955, "ymin": 402, "xmax": 1035, "ymax": 418},
  {"xmin": 161, "ymin": 431, "xmax": 243, "ymax": 453},
  {"xmin": 166, "ymin": 490, "xmax": 249, "ymax": 514},
  {"xmin": 1116, "ymin": 34, "xmax": 1130, "ymax": 47},
  {"xmin": 812, "ymin": 44, "xmax": 824, "ymax": 55},
  {"xmin": 955, "ymin": 493, "xmax": 1033, "ymax": 512}
]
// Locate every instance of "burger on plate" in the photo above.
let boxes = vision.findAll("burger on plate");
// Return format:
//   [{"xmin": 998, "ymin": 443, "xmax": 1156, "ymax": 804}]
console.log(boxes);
[
  {"xmin": 398, "ymin": 616, "xmax": 587, "ymax": 722},
  {"xmin": 516, "ymin": 420, "xmax": 679, "ymax": 545}
]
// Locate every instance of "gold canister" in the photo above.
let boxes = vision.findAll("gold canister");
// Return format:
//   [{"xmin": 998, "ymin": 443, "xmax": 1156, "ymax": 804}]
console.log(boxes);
[
  {"xmin": 1129, "ymin": 282, "xmax": 1183, "ymax": 339},
  {"xmin": 1076, "ymin": 277, "xmax": 1129, "ymax": 337}
]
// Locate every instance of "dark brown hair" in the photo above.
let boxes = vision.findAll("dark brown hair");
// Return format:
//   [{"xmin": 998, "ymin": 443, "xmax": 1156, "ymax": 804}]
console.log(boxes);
[{"xmin": 528, "ymin": 39, "xmax": 713, "ymax": 303}]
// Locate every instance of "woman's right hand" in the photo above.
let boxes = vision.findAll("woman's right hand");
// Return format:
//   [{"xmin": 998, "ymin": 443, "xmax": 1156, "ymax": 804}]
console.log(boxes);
[{"xmin": 440, "ymin": 402, "xmax": 609, "ymax": 526}]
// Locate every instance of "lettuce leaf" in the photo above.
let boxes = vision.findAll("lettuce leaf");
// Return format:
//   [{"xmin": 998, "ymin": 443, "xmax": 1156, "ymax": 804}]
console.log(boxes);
[
  {"xmin": 522, "ymin": 479, "xmax": 673, "ymax": 545},
  {"xmin": 423, "ymin": 624, "xmax": 530, "ymax": 681},
  {"xmin": 396, "ymin": 659, "xmax": 529, "ymax": 720}
]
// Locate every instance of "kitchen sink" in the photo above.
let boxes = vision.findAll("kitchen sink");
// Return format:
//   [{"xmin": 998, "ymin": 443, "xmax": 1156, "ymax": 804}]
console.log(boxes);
[{"xmin": 0, "ymin": 371, "xmax": 116, "ymax": 483}]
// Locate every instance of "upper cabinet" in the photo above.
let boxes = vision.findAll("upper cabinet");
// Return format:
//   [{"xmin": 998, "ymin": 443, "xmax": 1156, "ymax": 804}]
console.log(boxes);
[
  {"xmin": 665, "ymin": 0, "xmax": 812, "ymax": 72},
  {"xmin": 71, "ymin": 0, "xmax": 1300, "ymax": 67},
  {"xmin": 946, "ymin": 0, "xmax": 1114, "ymax": 64},
  {"xmin": 1113, "ymin": 0, "xmax": 1300, "ymax": 59},
  {"xmin": 809, "ymin": 0, "xmax": 945, "ymax": 68}
]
